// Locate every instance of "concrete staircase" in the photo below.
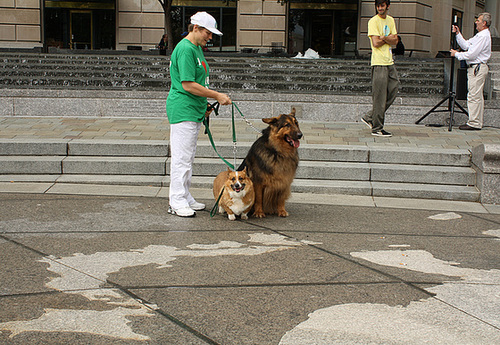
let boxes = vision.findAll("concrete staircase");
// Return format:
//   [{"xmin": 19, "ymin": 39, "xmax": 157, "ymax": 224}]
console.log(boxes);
[
  {"xmin": 0, "ymin": 52, "xmax": 484, "ymax": 202},
  {"xmin": 0, "ymin": 139, "xmax": 479, "ymax": 202},
  {"xmin": 0, "ymin": 52, "xmax": 444, "ymax": 96}
]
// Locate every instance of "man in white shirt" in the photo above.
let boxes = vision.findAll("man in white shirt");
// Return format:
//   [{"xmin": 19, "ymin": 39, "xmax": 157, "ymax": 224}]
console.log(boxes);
[{"xmin": 451, "ymin": 13, "xmax": 492, "ymax": 130}]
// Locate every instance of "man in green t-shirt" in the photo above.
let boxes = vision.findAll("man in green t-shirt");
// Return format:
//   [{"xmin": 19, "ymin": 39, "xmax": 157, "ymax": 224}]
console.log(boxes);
[
  {"xmin": 361, "ymin": 0, "xmax": 399, "ymax": 137},
  {"xmin": 167, "ymin": 11, "xmax": 231, "ymax": 217}
]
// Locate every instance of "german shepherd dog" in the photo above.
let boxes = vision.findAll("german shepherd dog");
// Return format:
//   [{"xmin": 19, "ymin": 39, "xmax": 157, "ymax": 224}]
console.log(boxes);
[{"xmin": 239, "ymin": 108, "xmax": 302, "ymax": 217}]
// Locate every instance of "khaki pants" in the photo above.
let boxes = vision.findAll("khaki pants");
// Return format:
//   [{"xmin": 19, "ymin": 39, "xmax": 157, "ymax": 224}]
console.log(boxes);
[
  {"xmin": 467, "ymin": 63, "xmax": 488, "ymax": 129},
  {"xmin": 366, "ymin": 65, "xmax": 399, "ymax": 132}
]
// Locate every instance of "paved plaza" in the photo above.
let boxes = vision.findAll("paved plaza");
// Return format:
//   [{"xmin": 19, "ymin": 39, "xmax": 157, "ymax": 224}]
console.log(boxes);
[
  {"xmin": 0, "ymin": 115, "xmax": 500, "ymax": 343},
  {"xmin": 1, "ymin": 116, "xmax": 500, "ymax": 149},
  {"xmin": 0, "ymin": 192, "xmax": 499, "ymax": 344}
]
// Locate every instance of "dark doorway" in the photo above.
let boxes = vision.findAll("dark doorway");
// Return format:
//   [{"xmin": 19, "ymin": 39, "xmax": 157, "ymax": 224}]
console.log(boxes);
[
  {"xmin": 288, "ymin": 2, "xmax": 358, "ymax": 57},
  {"xmin": 44, "ymin": 1, "xmax": 115, "ymax": 50},
  {"xmin": 70, "ymin": 11, "xmax": 92, "ymax": 49}
]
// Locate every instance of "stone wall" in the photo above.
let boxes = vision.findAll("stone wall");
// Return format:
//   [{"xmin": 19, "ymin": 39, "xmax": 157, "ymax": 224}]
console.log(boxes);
[
  {"xmin": 116, "ymin": 0, "xmax": 164, "ymax": 51},
  {"xmin": 0, "ymin": 0, "xmax": 42, "ymax": 49},
  {"xmin": 358, "ymin": 0, "xmax": 433, "ymax": 57},
  {"xmin": 237, "ymin": 0, "xmax": 286, "ymax": 52},
  {"xmin": 2, "ymin": 89, "xmax": 499, "ymax": 128},
  {"xmin": 472, "ymin": 144, "xmax": 500, "ymax": 204}
]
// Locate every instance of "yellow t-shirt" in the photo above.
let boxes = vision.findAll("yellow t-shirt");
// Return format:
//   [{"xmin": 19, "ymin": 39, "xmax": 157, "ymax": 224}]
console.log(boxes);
[{"xmin": 368, "ymin": 14, "xmax": 397, "ymax": 66}]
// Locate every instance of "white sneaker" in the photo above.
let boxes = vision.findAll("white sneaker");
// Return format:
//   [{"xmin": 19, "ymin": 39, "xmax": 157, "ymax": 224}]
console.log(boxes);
[
  {"xmin": 189, "ymin": 201, "xmax": 205, "ymax": 211},
  {"xmin": 168, "ymin": 206, "xmax": 196, "ymax": 217}
]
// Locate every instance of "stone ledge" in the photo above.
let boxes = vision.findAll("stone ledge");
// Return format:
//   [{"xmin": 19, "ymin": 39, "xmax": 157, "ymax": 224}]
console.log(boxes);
[{"xmin": 472, "ymin": 144, "xmax": 500, "ymax": 204}]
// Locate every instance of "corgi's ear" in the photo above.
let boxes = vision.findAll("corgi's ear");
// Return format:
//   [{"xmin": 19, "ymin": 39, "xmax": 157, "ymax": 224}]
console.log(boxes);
[
  {"xmin": 243, "ymin": 166, "xmax": 247, "ymax": 174},
  {"xmin": 290, "ymin": 108, "xmax": 296, "ymax": 117}
]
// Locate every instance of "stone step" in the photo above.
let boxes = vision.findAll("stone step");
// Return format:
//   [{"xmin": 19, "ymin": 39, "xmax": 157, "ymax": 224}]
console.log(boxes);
[
  {"xmin": 186, "ymin": 157, "xmax": 475, "ymax": 186},
  {"xmin": 210, "ymin": 65, "xmax": 443, "ymax": 74},
  {"xmin": 0, "ymin": 156, "xmax": 168, "ymax": 175},
  {"xmin": 0, "ymin": 70, "xmax": 442, "ymax": 86},
  {"xmin": 0, "ymin": 53, "xmax": 445, "ymax": 95},
  {"xmin": 0, "ymin": 140, "xmax": 471, "ymax": 167},
  {"xmin": 0, "ymin": 140, "xmax": 478, "ymax": 202},
  {"xmin": 0, "ymin": 156, "xmax": 64, "ymax": 174},
  {"xmin": 63, "ymin": 156, "xmax": 168, "ymax": 175},
  {"xmin": 0, "ymin": 53, "xmax": 444, "ymax": 67},
  {"xmin": 0, "ymin": 174, "xmax": 479, "ymax": 202},
  {"xmin": 0, "ymin": 155, "xmax": 474, "ymax": 185},
  {"xmin": 0, "ymin": 139, "xmax": 169, "ymax": 157},
  {"xmin": 0, "ymin": 67, "xmax": 443, "ymax": 82},
  {"xmin": 188, "ymin": 176, "xmax": 479, "ymax": 202},
  {"xmin": 0, "ymin": 76, "xmax": 444, "ymax": 94}
]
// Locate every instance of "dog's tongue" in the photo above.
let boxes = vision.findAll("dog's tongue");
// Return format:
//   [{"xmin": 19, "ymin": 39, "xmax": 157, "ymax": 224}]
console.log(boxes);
[{"xmin": 292, "ymin": 139, "xmax": 300, "ymax": 148}]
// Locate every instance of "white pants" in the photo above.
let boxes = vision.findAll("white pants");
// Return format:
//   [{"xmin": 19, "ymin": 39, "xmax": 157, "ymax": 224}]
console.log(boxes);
[
  {"xmin": 169, "ymin": 121, "xmax": 202, "ymax": 209},
  {"xmin": 467, "ymin": 63, "xmax": 488, "ymax": 129}
]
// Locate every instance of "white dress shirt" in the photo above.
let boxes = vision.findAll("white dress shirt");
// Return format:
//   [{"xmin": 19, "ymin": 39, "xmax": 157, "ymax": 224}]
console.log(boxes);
[{"xmin": 455, "ymin": 28, "xmax": 491, "ymax": 65}]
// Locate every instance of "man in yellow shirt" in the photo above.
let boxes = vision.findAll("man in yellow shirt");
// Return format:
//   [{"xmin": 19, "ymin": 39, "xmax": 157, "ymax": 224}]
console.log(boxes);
[{"xmin": 361, "ymin": 0, "xmax": 399, "ymax": 137}]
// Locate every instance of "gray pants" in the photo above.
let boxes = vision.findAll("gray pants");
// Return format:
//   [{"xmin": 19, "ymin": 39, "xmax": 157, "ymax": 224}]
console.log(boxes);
[{"xmin": 365, "ymin": 65, "xmax": 399, "ymax": 132}]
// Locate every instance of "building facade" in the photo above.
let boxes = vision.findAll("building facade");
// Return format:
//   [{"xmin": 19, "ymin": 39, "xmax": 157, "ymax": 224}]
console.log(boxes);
[{"xmin": 0, "ymin": 0, "xmax": 498, "ymax": 57}]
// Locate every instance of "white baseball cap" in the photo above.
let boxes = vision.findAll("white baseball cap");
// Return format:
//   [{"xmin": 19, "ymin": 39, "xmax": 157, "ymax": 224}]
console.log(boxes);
[{"xmin": 190, "ymin": 12, "xmax": 223, "ymax": 36}]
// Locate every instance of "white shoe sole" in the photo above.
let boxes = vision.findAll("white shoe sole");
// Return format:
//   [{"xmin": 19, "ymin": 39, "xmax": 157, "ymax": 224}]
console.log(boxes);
[
  {"xmin": 168, "ymin": 207, "xmax": 196, "ymax": 217},
  {"xmin": 361, "ymin": 118, "xmax": 372, "ymax": 129},
  {"xmin": 371, "ymin": 132, "xmax": 392, "ymax": 137},
  {"xmin": 189, "ymin": 203, "xmax": 206, "ymax": 211}
]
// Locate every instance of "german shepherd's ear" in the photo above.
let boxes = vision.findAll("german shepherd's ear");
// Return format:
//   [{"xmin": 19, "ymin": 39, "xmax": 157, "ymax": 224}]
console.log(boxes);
[
  {"xmin": 262, "ymin": 117, "xmax": 278, "ymax": 125},
  {"xmin": 290, "ymin": 108, "xmax": 296, "ymax": 117}
]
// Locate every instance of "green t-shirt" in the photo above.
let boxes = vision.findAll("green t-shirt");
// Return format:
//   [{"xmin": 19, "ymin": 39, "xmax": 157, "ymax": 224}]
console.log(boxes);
[
  {"xmin": 368, "ymin": 14, "xmax": 397, "ymax": 66},
  {"xmin": 166, "ymin": 38, "xmax": 209, "ymax": 124}
]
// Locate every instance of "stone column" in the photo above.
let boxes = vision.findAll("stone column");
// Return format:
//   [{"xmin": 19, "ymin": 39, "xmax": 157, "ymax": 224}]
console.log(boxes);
[
  {"xmin": 237, "ymin": 0, "xmax": 286, "ymax": 52},
  {"xmin": 0, "ymin": 0, "xmax": 42, "ymax": 49},
  {"xmin": 358, "ymin": 0, "xmax": 432, "ymax": 57},
  {"xmin": 116, "ymin": 0, "xmax": 164, "ymax": 51},
  {"xmin": 471, "ymin": 144, "xmax": 500, "ymax": 204}
]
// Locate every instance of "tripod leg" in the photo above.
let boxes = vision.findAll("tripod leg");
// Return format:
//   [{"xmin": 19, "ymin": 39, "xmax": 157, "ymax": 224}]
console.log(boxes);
[
  {"xmin": 453, "ymin": 100, "xmax": 468, "ymax": 116},
  {"xmin": 415, "ymin": 95, "xmax": 451, "ymax": 124}
]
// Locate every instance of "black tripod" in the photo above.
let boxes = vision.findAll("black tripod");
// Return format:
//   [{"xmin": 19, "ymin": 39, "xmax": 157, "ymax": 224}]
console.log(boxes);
[{"xmin": 415, "ymin": 36, "xmax": 468, "ymax": 131}]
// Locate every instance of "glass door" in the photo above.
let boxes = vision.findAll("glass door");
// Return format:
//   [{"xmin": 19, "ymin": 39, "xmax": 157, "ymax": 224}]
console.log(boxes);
[{"xmin": 70, "ymin": 11, "xmax": 92, "ymax": 49}]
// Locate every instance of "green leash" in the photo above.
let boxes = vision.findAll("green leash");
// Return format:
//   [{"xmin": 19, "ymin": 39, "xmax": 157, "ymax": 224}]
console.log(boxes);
[
  {"xmin": 204, "ymin": 102, "xmax": 259, "ymax": 217},
  {"xmin": 210, "ymin": 186, "xmax": 225, "ymax": 217},
  {"xmin": 203, "ymin": 101, "xmax": 236, "ymax": 170},
  {"xmin": 204, "ymin": 102, "xmax": 238, "ymax": 217}
]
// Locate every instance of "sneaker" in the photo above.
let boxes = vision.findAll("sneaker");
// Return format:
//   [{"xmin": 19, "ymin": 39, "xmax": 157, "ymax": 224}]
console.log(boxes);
[
  {"xmin": 372, "ymin": 129, "xmax": 392, "ymax": 137},
  {"xmin": 168, "ymin": 206, "xmax": 196, "ymax": 217},
  {"xmin": 189, "ymin": 201, "xmax": 206, "ymax": 211},
  {"xmin": 361, "ymin": 117, "xmax": 373, "ymax": 129}
]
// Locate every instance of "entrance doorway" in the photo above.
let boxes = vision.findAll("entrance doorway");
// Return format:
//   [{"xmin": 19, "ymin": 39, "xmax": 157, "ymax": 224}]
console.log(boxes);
[
  {"xmin": 44, "ymin": 1, "xmax": 115, "ymax": 50},
  {"xmin": 70, "ymin": 11, "xmax": 92, "ymax": 49},
  {"xmin": 288, "ymin": 2, "xmax": 358, "ymax": 57}
]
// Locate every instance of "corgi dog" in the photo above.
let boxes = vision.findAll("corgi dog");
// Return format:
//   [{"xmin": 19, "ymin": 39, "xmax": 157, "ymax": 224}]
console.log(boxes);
[
  {"xmin": 238, "ymin": 108, "xmax": 302, "ymax": 218},
  {"xmin": 212, "ymin": 168, "xmax": 255, "ymax": 220}
]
